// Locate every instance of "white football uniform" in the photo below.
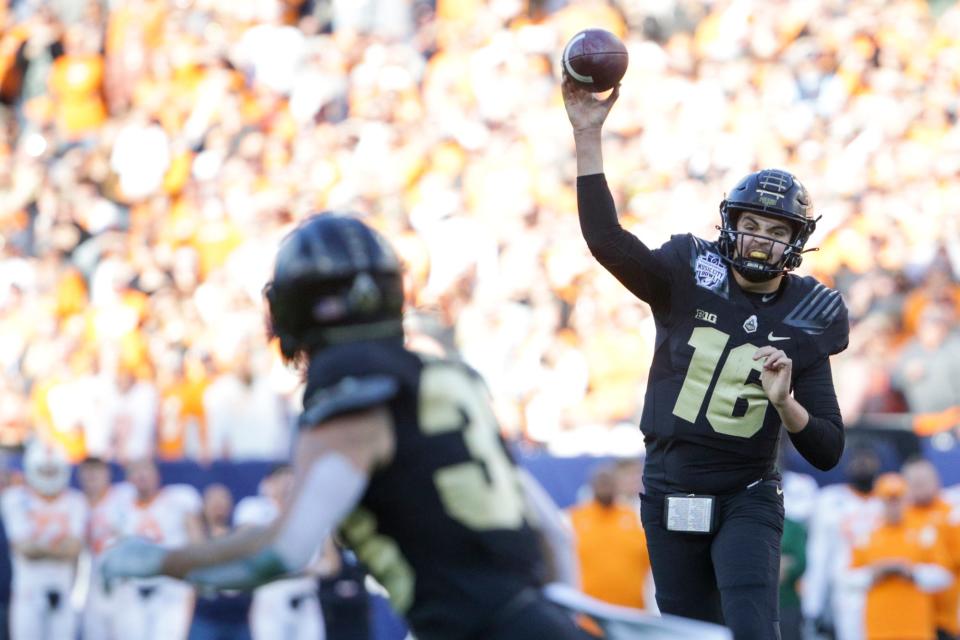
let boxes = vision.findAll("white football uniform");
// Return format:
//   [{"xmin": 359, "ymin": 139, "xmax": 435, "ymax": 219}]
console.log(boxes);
[
  {"xmin": 80, "ymin": 482, "xmax": 136, "ymax": 640},
  {"xmin": 782, "ymin": 470, "xmax": 819, "ymax": 525},
  {"xmin": 234, "ymin": 494, "xmax": 324, "ymax": 640},
  {"xmin": 111, "ymin": 484, "xmax": 201, "ymax": 640},
  {"xmin": 802, "ymin": 484, "xmax": 882, "ymax": 640},
  {"xmin": 1, "ymin": 486, "xmax": 87, "ymax": 640}
]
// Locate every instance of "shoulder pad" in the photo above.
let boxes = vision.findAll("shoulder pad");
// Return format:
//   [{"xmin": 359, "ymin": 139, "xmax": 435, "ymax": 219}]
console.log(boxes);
[
  {"xmin": 301, "ymin": 340, "xmax": 411, "ymax": 427},
  {"xmin": 784, "ymin": 279, "xmax": 849, "ymax": 355},
  {"xmin": 783, "ymin": 281, "xmax": 844, "ymax": 335},
  {"xmin": 690, "ymin": 235, "xmax": 719, "ymax": 257},
  {"xmin": 299, "ymin": 375, "xmax": 399, "ymax": 429}
]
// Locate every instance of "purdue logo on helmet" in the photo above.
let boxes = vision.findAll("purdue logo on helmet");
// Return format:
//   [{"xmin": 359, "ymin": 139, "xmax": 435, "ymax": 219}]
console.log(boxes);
[
  {"xmin": 717, "ymin": 169, "xmax": 820, "ymax": 282},
  {"xmin": 265, "ymin": 212, "xmax": 404, "ymax": 361}
]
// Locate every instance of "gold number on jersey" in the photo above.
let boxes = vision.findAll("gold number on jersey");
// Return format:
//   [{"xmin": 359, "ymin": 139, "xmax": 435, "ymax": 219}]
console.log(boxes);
[
  {"xmin": 340, "ymin": 508, "xmax": 415, "ymax": 613},
  {"xmin": 672, "ymin": 327, "xmax": 768, "ymax": 438},
  {"xmin": 419, "ymin": 362, "xmax": 526, "ymax": 530}
]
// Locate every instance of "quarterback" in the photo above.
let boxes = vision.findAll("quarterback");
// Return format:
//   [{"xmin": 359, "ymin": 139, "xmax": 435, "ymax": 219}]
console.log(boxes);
[{"xmin": 563, "ymin": 75, "xmax": 848, "ymax": 639}]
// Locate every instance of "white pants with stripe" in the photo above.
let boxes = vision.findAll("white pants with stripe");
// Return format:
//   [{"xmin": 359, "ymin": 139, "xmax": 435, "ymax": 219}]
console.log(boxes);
[{"xmin": 112, "ymin": 578, "xmax": 194, "ymax": 640}]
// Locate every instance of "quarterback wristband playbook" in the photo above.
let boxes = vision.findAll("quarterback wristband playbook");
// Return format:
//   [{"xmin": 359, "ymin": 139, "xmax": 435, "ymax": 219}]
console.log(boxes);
[{"xmin": 664, "ymin": 494, "xmax": 717, "ymax": 534}]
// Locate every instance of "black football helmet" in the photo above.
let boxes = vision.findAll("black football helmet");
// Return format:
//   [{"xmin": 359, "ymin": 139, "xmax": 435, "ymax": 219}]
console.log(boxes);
[
  {"xmin": 717, "ymin": 168, "xmax": 820, "ymax": 282},
  {"xmin": 265, "ymin": 212, "xmax": 404, "ymax": 360}
]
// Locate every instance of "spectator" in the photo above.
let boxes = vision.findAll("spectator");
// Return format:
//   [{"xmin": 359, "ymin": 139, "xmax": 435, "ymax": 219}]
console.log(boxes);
[
  {"xmin": 110, "ymin": 367, "xmax": 159, "ymax": 464},
  {"xmin": 567, "ymin": 464, "xmax": 651, "ymax": 610},
  {"xmin": 903, "ymin": 457, "xmax": 960, "ymax": 640},
  {"xmin": 891, "ymin": 304, "xmax": 960, "ymax": 415},
  {"xmin": 612, "ymin": 457, "xmax": 643, "ymax": 514},
  {"xmin": 202, "ymin": 349, "xmax": 291, "ymax": 462},
  {"xmin": 0, "ymin": 0, "xmax": 960, "ymax": 463},
  {"xmin": 901, "ymin": 266, "xmax": 960, "ymax": 338},
  {"xmin": 47, "ymin": 24, "xmax": 106, "ymax": 142},
  {"xmin": 188, "ymin": 483, "xmax": 252, "ymax": 640},
  {"xmin": 849, "ymin": 473, "xmax": 953, "ymax": 640},
  {"xmin": 803, "ymin": 445, "xmax": 883, "ymax": 640}
]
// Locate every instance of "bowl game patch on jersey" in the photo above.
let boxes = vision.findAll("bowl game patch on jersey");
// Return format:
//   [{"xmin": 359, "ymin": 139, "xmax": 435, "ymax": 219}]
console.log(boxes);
[{"xmin": 695, "ymin": 252, "xmax": 727, "ymax": 291}]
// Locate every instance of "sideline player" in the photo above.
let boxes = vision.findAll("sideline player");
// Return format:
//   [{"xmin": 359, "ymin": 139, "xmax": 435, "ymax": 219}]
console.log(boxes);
[
  {"xmin": 803, "ymin": 445, "xmax": 882, "ymax": 640},
  {"xmin": 110, "ymin": 458, "xmax": 203, "ymax": 640},
  {"xmin": 76, "ymin": 456, "xmax": 134, "ymax": 640},
  {"xmin": 562, "ymin": 75, "xmax": 849, "ymax": 639},
  {"xmin": 2, "ymin": 442, "xmax": 86, "ymax": 640},
  {"xmin": 233, "ymin": 465, "xmax": 324, "ymax": 640},
  {"xmin": 102, "ymin": 213, "xmax": 590, "ymax": 640}
]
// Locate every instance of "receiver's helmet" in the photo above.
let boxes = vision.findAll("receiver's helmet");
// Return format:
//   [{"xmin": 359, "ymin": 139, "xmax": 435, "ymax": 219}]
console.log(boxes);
[
  {"xmin": 23, "ymin": 441, "xmax": 70, "ymax": 497},
  {"xmin": 718, "ymin": 169, "xmax": 819, "ymax": 282},
  {"xmin": 265, "ymin": 213, "xmax": 404, "ymax": 361}
]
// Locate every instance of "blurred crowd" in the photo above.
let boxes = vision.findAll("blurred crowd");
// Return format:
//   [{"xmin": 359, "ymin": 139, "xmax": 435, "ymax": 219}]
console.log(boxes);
[{"xmin": 3, "ymin": 0, "xmax": 960, "ymax": 462}]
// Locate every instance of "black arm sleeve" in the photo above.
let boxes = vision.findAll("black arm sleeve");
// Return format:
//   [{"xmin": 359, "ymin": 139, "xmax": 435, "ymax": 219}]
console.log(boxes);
[
  {"xmin": 788, "ymin": 358, "xmax": 844, "ymax": 471},
  {"xmin": 577, "ymin": 174, "xmax": 671, "ymax": 310}
]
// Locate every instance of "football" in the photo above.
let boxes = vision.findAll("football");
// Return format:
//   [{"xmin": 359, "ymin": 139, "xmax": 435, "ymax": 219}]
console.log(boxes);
[{"xmin": 561, "ymin": 28, "xmax": 628, "ymax": 93}]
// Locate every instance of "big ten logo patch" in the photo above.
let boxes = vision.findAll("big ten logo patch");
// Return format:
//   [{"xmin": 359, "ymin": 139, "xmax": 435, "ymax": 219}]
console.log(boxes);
[{"xmin": 695, "ymin": 309, "xmax": 717, "ymax": 324}]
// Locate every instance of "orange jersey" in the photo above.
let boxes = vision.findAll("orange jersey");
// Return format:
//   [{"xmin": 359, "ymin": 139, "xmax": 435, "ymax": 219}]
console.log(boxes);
[
  {"xmin": 907, "ymin": 499, "xmax": 960, "ymax": 635},
  {"xmin": 851, "ymin": 521, "xmax": 952, "ymax": 640},
  {"xmin": 568, "ymin": 501, "xmax": 649, "ymax": 609}
]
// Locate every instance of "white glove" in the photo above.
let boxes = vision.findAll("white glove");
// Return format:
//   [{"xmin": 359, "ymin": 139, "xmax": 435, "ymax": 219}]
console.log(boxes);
[{"xmin": 101, "ymin": 537, "xmax": 167, "ymax": 581}]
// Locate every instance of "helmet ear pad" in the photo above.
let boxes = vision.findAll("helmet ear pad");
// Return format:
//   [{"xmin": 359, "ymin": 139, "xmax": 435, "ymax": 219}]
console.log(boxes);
[{"xmin": 782, "ymin": 216, "xmax": 816, "ymax": 270}]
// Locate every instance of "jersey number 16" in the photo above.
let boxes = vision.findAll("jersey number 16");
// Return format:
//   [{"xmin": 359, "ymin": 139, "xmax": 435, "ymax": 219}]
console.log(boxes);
[{"xmin": 672, "ymin": 327, "xmax": 769, "ymax": 438}]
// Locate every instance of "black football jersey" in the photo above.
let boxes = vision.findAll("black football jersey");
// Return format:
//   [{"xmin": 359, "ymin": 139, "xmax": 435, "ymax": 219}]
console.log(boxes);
[
  {"xmin": 636, "ymin": 234, "xmax": 849, "ymax": 494},
  {"xmin": 577, "ymin": 172, "xmax": 849, "ymax": 495},
  {"xmin": 300, "ymin": 339, "xmax": 545, "ymax": 640}
]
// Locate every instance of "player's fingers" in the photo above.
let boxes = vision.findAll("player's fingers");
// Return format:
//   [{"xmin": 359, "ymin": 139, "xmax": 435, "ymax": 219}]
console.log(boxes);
[
  {"xmin": 763, "ymin": 349, "xmax": 785, "ymax": 362},
  {"xmin": 561, "ymin": 75, "xmax": 588, "ymax": 102},
  {"xmin": 753, "ymin": 345, "xmax": 777, "ymax": 360},
  {"xmin": 561, "ymin": 72, "xmax": 577, "ymax": 93},
  {"xmin": 764, "ymin": 353, "xmax": 791, "ymax": 371},
  {"xmin": 602, "ymin": 83, "xmax": 621, "ymax": 106}
]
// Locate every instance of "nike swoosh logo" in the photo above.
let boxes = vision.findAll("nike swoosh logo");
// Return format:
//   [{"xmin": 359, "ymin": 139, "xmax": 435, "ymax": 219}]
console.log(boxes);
[
  {"xmin": 762, "ymin": 293, "xmax": 777, "ymax": 302},
  {"xmin": 776, "ymin": 487, "xmax": 783, "ymax": 496},
  {"xmin": 767, "ymin": 332, "xmax": 790, "ymax": 342}
]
